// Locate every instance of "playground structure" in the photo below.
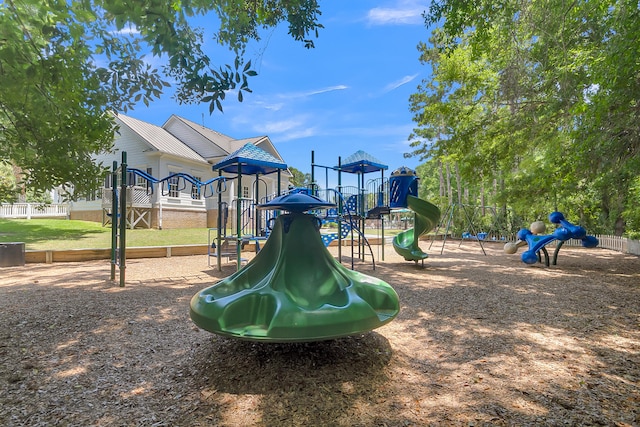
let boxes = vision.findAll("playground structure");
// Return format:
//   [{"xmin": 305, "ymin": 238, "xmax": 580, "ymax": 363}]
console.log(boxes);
[
  {"xmin": 389, "ymin": 167, "xmax": 441, "ymax": 265},
  {"xmin": 108, "ymin": 151, "xmax": 227, "ymax": 287},
  {"xmin": 210, "ymin": 143, "xmax": 287, "ymax": 271},
  {"xmin": 112, "ymin": 146, "xmax": 443, "ymax": 341},
  {"xmin": 504, "ymin": 211, "xmax": 599, "ymax": 266},
  {"xmin": 189, "ymin": 192, "xmax": 400, "ymax": 342},
  {"xmin": 310, "ymin": 150, "xmax": 389, "ymax": 269},
  {"xmin": 310, "ymin": 151, "xmax": 440, "ymax": 268},
  {"xmin": 189, "ymin": 150, "xmax": 442, "ymax": 342},
  {"xmin": 109, "ymin": 144, "xmax": 286, "ymax": 285},
  {"xmin": 429, "ymin": 203, "xmax": 520, "ymax": 256}
]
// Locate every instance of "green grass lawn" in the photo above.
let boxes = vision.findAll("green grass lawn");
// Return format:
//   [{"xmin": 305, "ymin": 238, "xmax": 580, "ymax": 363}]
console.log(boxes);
[
  {"xmin": 0, "ymin": 218, "xmax": 408, "ymax": 250},
  {"xmin": 0, "ymin": 218, "xmax": 213, "ymax": 250}
]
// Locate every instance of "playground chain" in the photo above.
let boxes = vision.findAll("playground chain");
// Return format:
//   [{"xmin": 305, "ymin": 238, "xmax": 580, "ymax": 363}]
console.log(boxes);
[{"xmin": 1, "ymin": 244, "xmax": 639, "ymax": 426}]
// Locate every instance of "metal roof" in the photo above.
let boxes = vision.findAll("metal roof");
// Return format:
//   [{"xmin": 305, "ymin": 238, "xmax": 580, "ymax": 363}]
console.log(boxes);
[
  {"xmin": 114, "ymin": 113, "xmax": 207, "ymax": 163},
  {"xmin": 165, "ymin": 115, "xmax": 235, "ymax": 158},
  {"xmin": 339, "ymin": 150, "xmax": 388, "ymax": 174},
  {"xmin": 213, "ymin": 143, "xmax": 288, "ymax": 175}
]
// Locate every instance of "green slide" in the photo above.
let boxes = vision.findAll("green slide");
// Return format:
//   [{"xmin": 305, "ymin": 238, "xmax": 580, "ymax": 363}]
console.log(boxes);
[{"xmin": 392, "ymin": 195, "xmax": 441, "ymax": 262}]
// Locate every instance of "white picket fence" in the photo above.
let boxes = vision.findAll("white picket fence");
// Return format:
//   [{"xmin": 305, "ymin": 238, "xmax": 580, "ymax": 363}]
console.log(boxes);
[
  {"xmin": 563, "ymin": 234, "xmax": 637, "ymax": 254},
  {"xmin": 0, "ymin": 203, "xmax": 69, "ymax": 219},
  {"xmin": 457, "ymin": 232, "xmax": 638, "ymax": 255}
]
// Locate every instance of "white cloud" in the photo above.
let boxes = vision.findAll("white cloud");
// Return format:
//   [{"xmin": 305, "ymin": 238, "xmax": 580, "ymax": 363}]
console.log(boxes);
[
  {"xmin": 278, "ymin": 127, "xmax": 319, "ymax": 142},
  {"xmin": 383, "ymin": 74, "xmax": 419, "ymax": 93},
  {"xmin": 256, "ymin": 119, "xmax": 304, "ymax": 134},
  {"xmin": 248, "ymin": 85, "xmax": 348, "ymax": 112},
  {"xmin": 280, "ymin": 85, "xmax": 349, "ymax": 100},
  {"xmin": 226, "ymin": 85, "xmax": 348, "ymax": 141},
  {"xmin": 111, "ymin": 24, "xmax": 140, "ymax": 35},
  {"xmin": 302, "ymin": 85, "xmax": 349, "ymax": 96},
  {"xmin": 244, "ymin": 114, "xmax": 319, "ymax": 141},
  {"xmin": 320, "ymin": 123, "xmax": 415, "ymax": 139},
  {"xmin": 366, "ymin": 2, "xmax": 427, "ymax": 25},
  {"xmin": 254, "ymin": 101, "xmax": 284, "ymax": 111}
]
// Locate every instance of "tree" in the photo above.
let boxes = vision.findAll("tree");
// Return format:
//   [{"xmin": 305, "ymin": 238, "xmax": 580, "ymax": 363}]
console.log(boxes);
[
  {"xmin": 288, "ymin": 166, "xmax": 311, "ymax": 188},
  {"xmin": 409, "ymin": 0, "xmax": 639, "ymax": 235},
  {"xmin": 0, "ymin": 0, "xmax": 322, "ymax": 199},
  {"xmin": 0, "ymin": 162, "xmax": 17, "ymax": 203}
]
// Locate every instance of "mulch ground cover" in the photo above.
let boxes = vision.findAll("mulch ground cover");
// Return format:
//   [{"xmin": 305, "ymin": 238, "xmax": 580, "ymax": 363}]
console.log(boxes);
[{"xmin": 1, "ymin": 242, "xmax": 638, "ymax": 426}]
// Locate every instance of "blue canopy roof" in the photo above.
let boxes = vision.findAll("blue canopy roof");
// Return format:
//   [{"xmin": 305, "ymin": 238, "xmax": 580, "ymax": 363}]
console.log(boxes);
[
  {"xmin": 339, "ymin": 150, "xmax": 388, "ymax": 174},
  {"xmin": 213, "ymin": 143, "xmax": 287, "ymax": 175}
]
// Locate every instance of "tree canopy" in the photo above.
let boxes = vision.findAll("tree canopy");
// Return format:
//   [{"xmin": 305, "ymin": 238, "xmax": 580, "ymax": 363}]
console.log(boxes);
[
  {"xmin": 408, "ymin": 0, "xmax": 639, "ymax": 235},
  {"xmin": 0, "ymin": 163, "xmax": 18, "ymax": 203},
  {"xmin": 0, "ymin": 0, "xmax": 322, "ymax": 199},
  {"xmin": 288, "ymin": 166, "xmax": 311, "ymax": 188}
]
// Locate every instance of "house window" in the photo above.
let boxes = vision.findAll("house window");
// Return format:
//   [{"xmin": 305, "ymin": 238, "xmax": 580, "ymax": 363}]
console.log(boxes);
[
  {"xmin": 135, "ymin": 167, "xmax": 154, "ymax": 194},
  {"xmin": 135, "ymin": 166, "xmax": 151, "ymax": 188},
  {"xmin": 243, "ymin": 186, "xmax": 249, "ymax": 198},
  {"xmin": 168, "ymin": 176, "xmax": 180, "ymax": 198},
  {"xmin": 146, "ymin": 167, "xmax": 153, "ymax": 193},
  {"xmin": 191, "ymin": 176, "xmax": 201, "ymax": 199},
  {"xmin": 136, "ymin": 174, "xmax": 146, "ymax": 187}
]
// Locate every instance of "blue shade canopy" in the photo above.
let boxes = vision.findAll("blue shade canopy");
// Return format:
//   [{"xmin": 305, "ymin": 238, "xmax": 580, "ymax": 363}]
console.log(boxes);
[
  {"xmin": 213, "ymin": 143, "xmax": 287, "ymax": 175},
  {"xmin": 339, "ymin": 150, "xmax": 388, "ymax": 174},
  {"xmin": 257, "ymin": 192, "xmax": 335, "ymax": 213}
]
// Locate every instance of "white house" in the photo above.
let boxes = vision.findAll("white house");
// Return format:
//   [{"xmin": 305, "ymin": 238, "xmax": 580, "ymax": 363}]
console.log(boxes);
[{"xmin": 69, "ymin": 113, "xmax": 291, "ymax": 230}]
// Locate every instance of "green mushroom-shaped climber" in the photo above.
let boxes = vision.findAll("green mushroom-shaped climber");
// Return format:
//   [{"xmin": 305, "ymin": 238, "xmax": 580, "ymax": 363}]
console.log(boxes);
[{"xmin": 190, "ymin": 192, "xmax": 400, "ymax": 342}]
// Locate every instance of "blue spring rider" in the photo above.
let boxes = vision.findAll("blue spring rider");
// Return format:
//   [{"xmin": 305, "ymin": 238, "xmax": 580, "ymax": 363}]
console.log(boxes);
[{"xmin": 504, "ymin": 212, "xmax": 598, "ymax": 266}]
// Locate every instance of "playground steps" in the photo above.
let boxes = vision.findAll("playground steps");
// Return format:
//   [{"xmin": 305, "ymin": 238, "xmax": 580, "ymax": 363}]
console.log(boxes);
[
  {"xmin": 366, "ymin": 206, "xmax": 391, "ymax": 219},
  {"xmin": 209, "ymin": 237, "xmax": 249, "ymax": 264}
]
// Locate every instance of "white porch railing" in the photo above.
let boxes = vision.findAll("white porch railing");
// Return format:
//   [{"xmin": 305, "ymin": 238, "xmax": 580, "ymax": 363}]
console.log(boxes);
[{"xmin": 0, "ymin": 203, "xmax": 69, "ymax": 219}]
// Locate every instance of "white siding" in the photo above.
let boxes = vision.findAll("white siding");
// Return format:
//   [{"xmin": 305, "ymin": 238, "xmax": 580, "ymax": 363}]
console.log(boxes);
[
  {"xmin": 95, "ymin": 124, "xmax": 154, "ymax": 172},
  {"xmin": 72, "ymin": 113, "xmax": 292, "ymax": 219}
]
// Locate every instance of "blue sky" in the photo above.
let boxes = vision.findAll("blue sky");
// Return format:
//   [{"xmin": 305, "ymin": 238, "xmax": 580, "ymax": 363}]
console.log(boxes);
[{"xmin": 129, "ymin": 1, "xmax": 433, "ymax": 187}]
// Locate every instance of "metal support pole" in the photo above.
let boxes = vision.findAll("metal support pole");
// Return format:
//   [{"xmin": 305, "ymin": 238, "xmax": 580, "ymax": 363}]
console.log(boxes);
[
  {"xmin": 110, "ymin": 161, "xmax": 118, "ymax": 281},
  {"xmin": 359, "ymin": 171, "xmax": 365, "ymax": 261},
  {"xmin": 236, "ymin": 164, "xmax": 242, "ymax": 271},
  {"xmin": 337, "ymin": 157, "xmax": 342, "ymax": 263},
  {"xmin": 119, "ymin": 151, "xmax": 127, "ymax": 287},
  {"xmin": 254, "ymin": 173, "xmax": 260, "ymax": 236},
  {"xmin": 217, "ymin": 170, "xmax": 223, "ymax": 271},
  {"xmin": 311, "ymin": 151, "xmax": 315, "ymax": 195},
  {"xmin": 381, "ymin": 169, "xmax": 385, "ymax": 261},
  {"xmin": 277, "ymin": 170, "xmax": 281, "ymax": 196}
]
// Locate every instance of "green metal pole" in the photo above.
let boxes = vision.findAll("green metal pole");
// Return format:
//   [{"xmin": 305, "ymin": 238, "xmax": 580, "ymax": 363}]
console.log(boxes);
[
  {"xmin": 110, "ymin": 161, "xmax": 118, "ymax": 281},
  {"xmin": 276, "ymin": 169, "xmax": 281, "ymax": 222},
  {"xmin": 337, "ymin": 157, "xmax": 342, "ymax": 263},
  {"xmin": 311, "ymin": 151, "xmax": 315, "ymax": 195},
  {"xmin": 381, "ymin": 169, "xmax": 385, "ymax": 261},
  {"xmin": 217, "ymin": 170, "xmax": 223, "ymax": 271},
  {"xmin": 254, "ymin": 173, "xmax": 260, "ymax": 236},
  {"xmin": 360, "ymin": 171, "xmax": 365, "ymax": 261},
  {"xmin": 119, "ymin": 151, "xmax": 127, "ymax": 287},
  {"xmin": 236, "ymin": 164, "xmax": 242, "ymax": 271},
  {"xmin": 277, "ymin": 170, "xmax": 281, "ymax": 196}
]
